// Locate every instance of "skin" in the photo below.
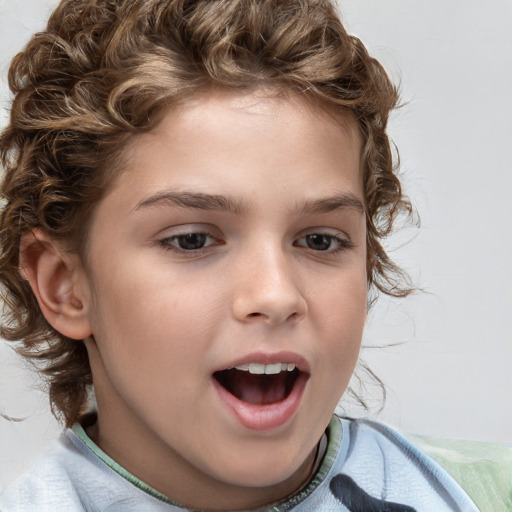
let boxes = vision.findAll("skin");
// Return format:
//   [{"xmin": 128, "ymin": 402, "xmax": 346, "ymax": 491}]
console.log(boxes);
[{"xmin": 32, "ymin": 89, "xmax": 368, "ymax": 510}]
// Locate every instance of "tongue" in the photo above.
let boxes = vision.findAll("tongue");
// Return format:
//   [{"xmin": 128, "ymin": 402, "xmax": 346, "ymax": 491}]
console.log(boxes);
[{"xmin": 219, "ymin": 370, "xmax": 291, "ymax": 405}]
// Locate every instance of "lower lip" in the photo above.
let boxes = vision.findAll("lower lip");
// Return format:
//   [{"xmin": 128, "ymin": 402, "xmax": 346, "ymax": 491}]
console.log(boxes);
[{"xmin": 213, "ymin": 372, "xmax": 309, "ymax": 431}]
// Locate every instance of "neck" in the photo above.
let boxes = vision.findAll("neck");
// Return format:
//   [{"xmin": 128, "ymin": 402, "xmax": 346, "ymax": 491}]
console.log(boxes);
[{"xmin": 86, "ymin": 413, "xmax": 320, "ymax": 510}]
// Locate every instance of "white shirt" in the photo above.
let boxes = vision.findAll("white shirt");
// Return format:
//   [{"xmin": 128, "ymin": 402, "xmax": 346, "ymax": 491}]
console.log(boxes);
[{"xmin": 0, "ymin": 416, "xmax": 479, "ymax": 511}]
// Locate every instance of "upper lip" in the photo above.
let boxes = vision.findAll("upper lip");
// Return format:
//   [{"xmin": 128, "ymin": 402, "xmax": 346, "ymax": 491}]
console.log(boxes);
[{"xmin": 213, "ymin": 351, "xmax": 311, "ymax": 374}]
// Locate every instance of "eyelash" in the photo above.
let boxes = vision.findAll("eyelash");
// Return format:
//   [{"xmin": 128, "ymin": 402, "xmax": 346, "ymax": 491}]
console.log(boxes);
[
  {"xmin": 157, "ymin": 231, "xmax": 353, "ymax": 256},
  {"xmin": 157, "ymin": 232, "xmax": 219, "ymax": 253},
  {"xmin": 294, "ymin": 233, "xmax": 354, "ymax": 254}
]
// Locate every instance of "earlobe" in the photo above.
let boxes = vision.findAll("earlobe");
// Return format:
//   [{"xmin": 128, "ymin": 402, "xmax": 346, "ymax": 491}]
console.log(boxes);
[{"xmin": 19, "ymin": 230, "xmax": 92, "ymax": 340}]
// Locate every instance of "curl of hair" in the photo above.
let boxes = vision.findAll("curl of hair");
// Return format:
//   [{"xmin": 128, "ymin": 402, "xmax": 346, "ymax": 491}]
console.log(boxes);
[{"xmin": 0, "ymin": 0, "xmax": 413, "ymax": 426}]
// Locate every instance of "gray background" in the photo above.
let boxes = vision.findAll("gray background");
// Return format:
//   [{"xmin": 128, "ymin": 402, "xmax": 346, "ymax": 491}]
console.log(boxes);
[{"xmin": 1, "ymin": 0, "xmax": 511, "ymax": 490}]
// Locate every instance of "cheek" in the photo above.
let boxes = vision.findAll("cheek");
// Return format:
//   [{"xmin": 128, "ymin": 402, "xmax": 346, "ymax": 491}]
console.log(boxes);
[
  {"xmin": 312, "ymin": 262, "xmax": 367, "ymax": 326},
  {"xmin": 312, "ymin": 272, "xmax": 367, "ymax": 374},
  {"xmin": 87, "ymin": 265, "xmax": 224, "ymax": 383}
]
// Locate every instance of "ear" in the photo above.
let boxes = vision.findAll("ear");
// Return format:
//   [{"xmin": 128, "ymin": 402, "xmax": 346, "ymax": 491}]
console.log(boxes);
[{"xmin": 19, "ymin": 230, "xmax": 93, "ymax": 340}]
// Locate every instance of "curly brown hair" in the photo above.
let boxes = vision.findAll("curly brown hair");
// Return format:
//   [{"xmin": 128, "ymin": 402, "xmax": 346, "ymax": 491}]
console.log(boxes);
[{"xmin": 0, "ymin": 0, "xmax": 412, "ymax": 427}]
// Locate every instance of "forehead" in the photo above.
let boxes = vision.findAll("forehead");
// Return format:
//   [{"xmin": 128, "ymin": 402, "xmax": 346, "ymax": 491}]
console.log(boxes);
[
  {"xmin": 103, "ymin": 88, "xmax": 363, "ymax": 212},
  {"xmin": 173, "ymin": 88, "xmax": 361, "ymax": 151}
]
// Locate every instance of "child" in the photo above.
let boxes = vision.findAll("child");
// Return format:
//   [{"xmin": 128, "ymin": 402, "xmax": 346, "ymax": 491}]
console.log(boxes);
[{"xmin": 0, "ymin": 0, "xmax": 510, "ymax": 510}]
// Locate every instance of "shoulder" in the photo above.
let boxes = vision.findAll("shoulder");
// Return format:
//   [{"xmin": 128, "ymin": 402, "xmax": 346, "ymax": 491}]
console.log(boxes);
[
  {"xmin": 325, "ymin": 417, "xmax": 512, "ymax": 511},
  {"xmin": 0, "ymin": 429, "xmax": 177, "ymax": 511},
  {"xmin": 0, "ymin": 432, "xmax": 89, "ymax": 511},
  {"xmin": 405, "ymin": 432, "xmax": 512, "ymax": 512},
  {"xmin": 289, "ymin": 416, "xmax": 481, "ymax": 511}
]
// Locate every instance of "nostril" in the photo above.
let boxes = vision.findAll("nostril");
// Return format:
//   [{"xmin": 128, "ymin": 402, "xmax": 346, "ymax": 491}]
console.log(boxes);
[
  {"xmin": 232, "ymin": 291, "xmax": 308, "ymax": 325},
  {"xmin": 244, "ymin": 310, "xmax": 302, "ymax": 323}
]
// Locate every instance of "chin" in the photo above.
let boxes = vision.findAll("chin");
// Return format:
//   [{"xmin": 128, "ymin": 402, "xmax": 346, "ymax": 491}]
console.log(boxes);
[{"xmin": 207, "ymin": 443, "xmax": 311, "ymax": 490}]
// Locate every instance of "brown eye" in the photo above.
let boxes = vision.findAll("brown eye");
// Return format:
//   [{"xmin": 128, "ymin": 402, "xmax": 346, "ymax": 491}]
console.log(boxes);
[
  {"xmin": 294, "ymin": 232, "xmax": 353, "ymax": 254},
  {"xmin": 175, "ymin": 233, "xmax": 208, "ymax": 250},
  {"xmin": 159, "ymin": 232, "xmax": 215, "ymax": 252},
  {"xmin": 304, "ymin": 234, "xmax": 333, "ymax": 251}
]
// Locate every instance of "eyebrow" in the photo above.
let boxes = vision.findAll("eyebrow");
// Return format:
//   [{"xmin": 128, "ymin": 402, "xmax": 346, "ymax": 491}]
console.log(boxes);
[
  {"xmin": 135, "ymin": 191, "xmax": 245, "ymax": 214},
  {"xmin": 294, "ymin": 192, "xmax": 365, "ymax": 215},
  {"xmin": 135, "ymin": 190, "xmax": 364, "ymax": 215}
]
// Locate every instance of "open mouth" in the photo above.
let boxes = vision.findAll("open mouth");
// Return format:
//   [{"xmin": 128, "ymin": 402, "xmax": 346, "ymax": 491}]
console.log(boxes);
[{"xmin": 213, "ymin": 363, "xmax": 304, "ymax": 405}]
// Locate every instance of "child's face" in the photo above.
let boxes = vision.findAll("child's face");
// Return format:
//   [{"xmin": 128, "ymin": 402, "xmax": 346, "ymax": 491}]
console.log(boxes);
[{"xmin": 80, "ymin": 89, "xmax": 367, "ymax": 508}]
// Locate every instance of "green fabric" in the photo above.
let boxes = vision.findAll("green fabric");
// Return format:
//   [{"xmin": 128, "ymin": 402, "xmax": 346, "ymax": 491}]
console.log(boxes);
[
  {"xmin": 72, "ymin": 423, "xmax": 180, "ymax": 506},
  {"xmin": 406, "ymin": 434, "xmax": 512, "ymax": 512}
]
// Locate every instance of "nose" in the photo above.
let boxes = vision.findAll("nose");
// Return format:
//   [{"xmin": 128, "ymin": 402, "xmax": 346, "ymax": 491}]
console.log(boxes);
[{"xmin": 231, "ymin": 245, "xmax": 308, "ymax": 326}]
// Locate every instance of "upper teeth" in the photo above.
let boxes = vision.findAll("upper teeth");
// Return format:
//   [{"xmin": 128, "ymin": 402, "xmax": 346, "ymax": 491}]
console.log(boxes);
[{"xmin": 233, "ymin": 363, "xmax": 296, "ymax": 375}]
